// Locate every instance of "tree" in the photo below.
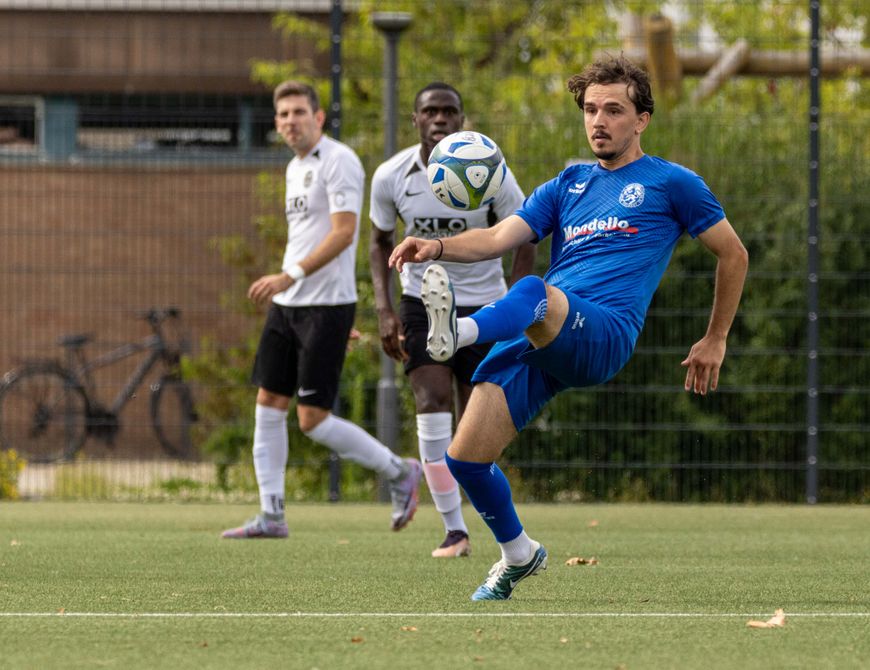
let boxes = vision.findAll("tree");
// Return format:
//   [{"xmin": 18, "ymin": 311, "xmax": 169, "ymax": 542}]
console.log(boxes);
[{"xmin": 200, "ymin": 0, "xmax": 868, "ymax": 502}]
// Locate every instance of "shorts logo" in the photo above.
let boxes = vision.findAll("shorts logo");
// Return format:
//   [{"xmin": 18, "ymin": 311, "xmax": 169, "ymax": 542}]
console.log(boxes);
[
  {"xmin": 304, "ymin": 170, "xmax": 313, "ymax": 188},
  {"xmin": 619, "ymin": 183, "xmax": 645, "ymax": 208},
  {"xmin": 298, "ymin": 387, "xmax": 317, "ymax": 397}
]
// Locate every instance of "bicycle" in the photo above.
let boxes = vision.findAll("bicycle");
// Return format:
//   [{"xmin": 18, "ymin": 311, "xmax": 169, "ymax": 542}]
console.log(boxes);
[{"xmin": 0, "ymin": 307, "xmax": 198, "ymax": 463}]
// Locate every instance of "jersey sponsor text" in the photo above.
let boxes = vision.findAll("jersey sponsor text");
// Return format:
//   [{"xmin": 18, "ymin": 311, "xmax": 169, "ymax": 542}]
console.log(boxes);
[
  {"xmin": 413, "ymin": 217, "xmax": 468, "ymax": 236},
  {"xmin": 563, "ymin": 216, "xmax": 638, "ymax": 242}
]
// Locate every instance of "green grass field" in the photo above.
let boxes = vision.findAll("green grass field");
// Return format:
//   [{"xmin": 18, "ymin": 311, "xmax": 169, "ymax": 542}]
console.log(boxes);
[{"xmin": 1, "ymin": 502, "xmax": 867, "ymax": 669}]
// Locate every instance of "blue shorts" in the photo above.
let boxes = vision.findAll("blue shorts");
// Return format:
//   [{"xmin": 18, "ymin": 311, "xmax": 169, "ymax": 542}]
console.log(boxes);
[{"xmin": 471, "ymin": 292, "xmax": 636, "ymax": 431}]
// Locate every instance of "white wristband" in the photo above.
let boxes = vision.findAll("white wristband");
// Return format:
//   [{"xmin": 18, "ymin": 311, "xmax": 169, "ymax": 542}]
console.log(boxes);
[{"xmin": 287, "ymin": 264, "xmax": 306, "ymax": 282}]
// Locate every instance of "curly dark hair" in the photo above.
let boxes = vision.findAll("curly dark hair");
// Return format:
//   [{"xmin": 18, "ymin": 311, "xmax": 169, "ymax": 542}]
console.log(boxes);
[{"xmin": 567, "ymin": 55, "xmax": 654, "ymax": 116}]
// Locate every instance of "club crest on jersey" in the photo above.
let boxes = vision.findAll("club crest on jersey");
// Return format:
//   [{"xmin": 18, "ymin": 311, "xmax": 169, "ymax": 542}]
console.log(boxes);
[
  {"xmin": 619, "ymin": 183, "xmax": 645, "ymax": 208},
  {"xmin": 304, "ymin": 170, "xmax": 313, "ymax": 188}
]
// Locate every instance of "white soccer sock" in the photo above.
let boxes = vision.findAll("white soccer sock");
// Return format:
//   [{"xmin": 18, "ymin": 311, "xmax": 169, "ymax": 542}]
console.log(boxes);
[
  {"xmin": 252, "ymin": 404, "xmax": 288, "ymax": 517},
  {"xmin": 417, "ymin": 412, "xmax": 467, "ymax": 534},
  {"xmin": 499, "ymin": 531, "xmax": 535, "ymax": 566},
  {"xmin": 456, "ymin": 317, "xmax": 479, "ymax": 350},
  {"xmin": 304, "ymin": 413, "xmax": 404, "ymax": 479}
]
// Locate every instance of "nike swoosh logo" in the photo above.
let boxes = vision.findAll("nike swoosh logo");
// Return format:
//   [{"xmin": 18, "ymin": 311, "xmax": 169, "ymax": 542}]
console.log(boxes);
[
  {"xmin": 509, "ymin": 552, "xmax": 545, "ymax": 588},
  {"xmin": 298, "ymin": 388, "xmax": 317, "ymax": 397},
  {"xmin": 405, "ymin": 190, "xmax": 424, "ymax": 197}
]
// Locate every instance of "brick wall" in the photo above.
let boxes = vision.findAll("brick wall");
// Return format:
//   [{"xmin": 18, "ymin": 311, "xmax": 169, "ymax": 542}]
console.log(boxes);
[{"xmin": 0, "ymin": 164, "xmax": 284, "ymax": 458}]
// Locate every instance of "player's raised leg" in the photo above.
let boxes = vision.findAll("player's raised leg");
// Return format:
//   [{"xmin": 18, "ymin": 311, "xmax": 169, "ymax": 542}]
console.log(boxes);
[{"xmin": 422, "ymin": 264, "xmax": 548, "ymax": 362}]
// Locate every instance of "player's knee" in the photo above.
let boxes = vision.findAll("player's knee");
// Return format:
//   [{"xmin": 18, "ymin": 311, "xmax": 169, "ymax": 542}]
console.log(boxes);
[
  {"xmin": 256, "ymin": 388, "xmax": 291, "ymax": 411},
  {"xmin": 410, "ymin": 368, "xmax": 453, "ymax": 412},
  {"xmin": 297, "ymin": 405, "xmax": 329, "ymax": 433},
  {"xmin": 413, "ymin": 388, "xmax": 452, "ymax": 413}
]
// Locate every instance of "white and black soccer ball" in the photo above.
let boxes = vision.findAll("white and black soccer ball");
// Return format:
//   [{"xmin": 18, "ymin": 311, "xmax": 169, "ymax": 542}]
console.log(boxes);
[{"xmin": 426, "ymin": 131, "xmax": 506, "ymax": 211}]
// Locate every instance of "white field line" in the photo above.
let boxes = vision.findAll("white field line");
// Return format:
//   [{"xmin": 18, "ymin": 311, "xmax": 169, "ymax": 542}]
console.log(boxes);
[{"xmin": 0, "ymin": 612, "xmax": 868, "ymax": 619}]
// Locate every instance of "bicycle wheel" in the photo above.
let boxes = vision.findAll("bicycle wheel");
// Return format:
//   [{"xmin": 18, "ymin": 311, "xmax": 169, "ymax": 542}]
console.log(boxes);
[
  {"xmin": 0, "ymin": 364, "xmax": 89, "ymax": 462},
  {"xmin": 150, "ymin": 374, "xmax": 196, "ymax": 460}
]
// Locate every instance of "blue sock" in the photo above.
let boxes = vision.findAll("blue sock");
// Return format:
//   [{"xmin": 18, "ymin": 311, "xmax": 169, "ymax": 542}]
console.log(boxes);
[
  {"xmin": 445, "ymin": 453, "xmax": 522, "ymax": 543},
  {"xmin": 470, "ymin": 275, "xmax": 547, "ymax": 343}
]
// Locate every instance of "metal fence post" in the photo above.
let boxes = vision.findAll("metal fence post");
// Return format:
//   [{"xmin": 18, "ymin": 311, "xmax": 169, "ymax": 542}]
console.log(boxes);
[
  {"xmin": 806, "ymin": 0, "xmax": 821, "ymax": 504},
  {"xmin": 373, "ymin": 12, "xmax": 413, "ymax": 501},
  {"xmin": 328, "ymin": 0, "xmax": 344, "ymax": 502}
]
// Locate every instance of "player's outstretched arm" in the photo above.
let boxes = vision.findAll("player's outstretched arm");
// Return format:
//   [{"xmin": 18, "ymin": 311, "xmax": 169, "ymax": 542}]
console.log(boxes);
[
  {"xmin": 389, "ymin": 215, "xmax": 534, "ymax": 272},
  {"xmin": 388, "ymin": 237, "xmax": 441, "ymax": 273},
  {"xmin": 681, "ymin": 218, "xmax": 749, "ymax": 394}
]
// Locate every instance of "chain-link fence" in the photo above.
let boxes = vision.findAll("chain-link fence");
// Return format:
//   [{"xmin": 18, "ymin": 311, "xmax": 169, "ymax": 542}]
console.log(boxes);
[{"xmin": 0, "ymin": 1, "xmax": 866, "ymax": 503}]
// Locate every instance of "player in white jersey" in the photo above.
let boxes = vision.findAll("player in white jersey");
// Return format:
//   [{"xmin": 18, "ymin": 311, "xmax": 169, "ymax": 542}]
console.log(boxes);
[
  {"xmin": 223, "ymin": 80, "xmax": 422, "ymax": 539},
  {"xmin": 370, "ymin": 82, "xmax": 535, "ymax": 557}
]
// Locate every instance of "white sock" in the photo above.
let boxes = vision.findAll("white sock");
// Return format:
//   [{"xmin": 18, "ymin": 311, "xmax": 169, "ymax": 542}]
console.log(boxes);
[
  {"xmin": 417, "ymin": 412, "xmax": 467, "ymax": 534},
  {"xmin": 305, "ymin": 413, "xmax": 404, "ymax": 479},
  {"xmin": 252, "ymin": 404, "xmax": 288, "ymax": 517},
  {"xmin": 499, "ymin": 531, "xmax": 536, "ymax": 566},
  {"xmin": 456, "ymin": 317, "xmax": 479, "ymax": 349}
]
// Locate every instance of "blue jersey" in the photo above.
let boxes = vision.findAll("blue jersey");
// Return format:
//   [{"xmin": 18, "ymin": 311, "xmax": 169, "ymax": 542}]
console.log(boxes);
[{"xmin": 518, "ymin": 155, "xmax": 724, "ymax": 339}]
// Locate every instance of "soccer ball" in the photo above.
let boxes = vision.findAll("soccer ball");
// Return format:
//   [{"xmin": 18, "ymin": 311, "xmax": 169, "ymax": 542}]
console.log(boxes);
[{"xmin": 427, "ymin": 131, "xmax": 506, "ymax": 211}]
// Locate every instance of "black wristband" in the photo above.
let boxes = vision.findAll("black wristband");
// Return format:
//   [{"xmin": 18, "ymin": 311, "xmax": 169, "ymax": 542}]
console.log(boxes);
[{"xmin": 434, "ymin": 237, "xmax": 444, "ymax": 261}]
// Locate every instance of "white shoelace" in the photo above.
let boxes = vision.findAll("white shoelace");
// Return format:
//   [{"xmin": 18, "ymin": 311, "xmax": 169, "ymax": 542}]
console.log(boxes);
[{"xmin": 482, "ymin": 560, "xmax": 508, "ymax": 588}]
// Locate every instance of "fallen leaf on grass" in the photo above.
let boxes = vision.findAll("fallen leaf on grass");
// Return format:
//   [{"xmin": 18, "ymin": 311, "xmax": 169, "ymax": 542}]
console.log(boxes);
[
  {"xmin": 565, "ymin": 556, "xmax": 599, "ymax": 566},
  {"xmin": 337, "ymin": 539, "xmax": 350, "ymax": 545},
  {"xmin": 747, "ymin": 608, "xmax": 786, "ymax": 628},
  {"xmin": 57, "ymin": 608, "xmax": 65, "ymax": 615},
  {"xmin": 198, "ymin": 641, "xmax": 208, "ymax": 648},
  {"xmin": 559, "ymin": 637, "xmax": 569, "ymax": 644},
  {"xmin": 588, "ymin": 520, "xmax": 599, "ymax": 528},
  {"xmin": 350, "ymin": 636, "xmax": 364, "ymax": 643},
  {"xmin": 401, "ymin": 626, "xmax": 418, "ymax": 632}
]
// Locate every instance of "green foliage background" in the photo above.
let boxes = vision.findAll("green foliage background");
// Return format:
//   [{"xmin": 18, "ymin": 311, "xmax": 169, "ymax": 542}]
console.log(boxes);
[{"xmin": 189, "ymin": 1, "xmax": 868, "ymax": 502}]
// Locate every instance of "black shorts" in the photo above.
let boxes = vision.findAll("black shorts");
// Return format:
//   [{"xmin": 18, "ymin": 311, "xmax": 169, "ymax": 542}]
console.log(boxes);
[
  {"xmin": 251, "ymin": 302, "xmax": 356, "ymax": 408},
  {"xmin": 399, "ymin": 295, "xmax": 493, "ymax": 386}
]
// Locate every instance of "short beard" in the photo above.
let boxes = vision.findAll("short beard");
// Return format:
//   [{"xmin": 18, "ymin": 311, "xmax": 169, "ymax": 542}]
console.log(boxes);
[{"xmin": 592, "ymin": 148, "xmax": 619, "ymax": 161}]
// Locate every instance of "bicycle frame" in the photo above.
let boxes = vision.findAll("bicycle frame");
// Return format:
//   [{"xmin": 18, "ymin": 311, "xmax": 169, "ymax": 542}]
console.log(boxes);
[{"xmin": 67, "ymin": 334, "xmax": 171, "ymax": 415}]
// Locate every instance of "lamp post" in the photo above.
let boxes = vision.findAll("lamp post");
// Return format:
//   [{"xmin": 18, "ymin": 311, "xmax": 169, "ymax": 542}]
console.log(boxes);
[{"xmin": 373, "ymin": 11, "xmax": 412, "ymax": 499}]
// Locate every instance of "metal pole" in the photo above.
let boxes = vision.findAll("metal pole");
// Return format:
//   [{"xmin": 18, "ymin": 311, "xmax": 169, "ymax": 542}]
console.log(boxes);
[
  {"xmin": 373, "ymin": 12, "xmax": 412, "ymax": 501},
  {"xmin": 329, "ymin": 0, "xmax": 343, "ymax": 141},
  {"xmin": 806, "ymin": 0, "xmax": 821, "ymax": 504},
  {"xmin": 328, "ymin": 0, "xmax": 343, "ymax": 501}
]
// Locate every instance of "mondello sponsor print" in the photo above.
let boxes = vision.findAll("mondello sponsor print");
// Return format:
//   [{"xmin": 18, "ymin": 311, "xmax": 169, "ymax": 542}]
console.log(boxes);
[{"xmin": 563, "ymin": 216, "xmax": 639, "ymax": 242}]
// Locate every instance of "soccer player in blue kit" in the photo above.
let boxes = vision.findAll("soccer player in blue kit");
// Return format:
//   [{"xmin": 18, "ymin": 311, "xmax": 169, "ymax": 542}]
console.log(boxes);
[{"xmin": 389, "ymin": 56, "xmax": 748, "ymax": 600}]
